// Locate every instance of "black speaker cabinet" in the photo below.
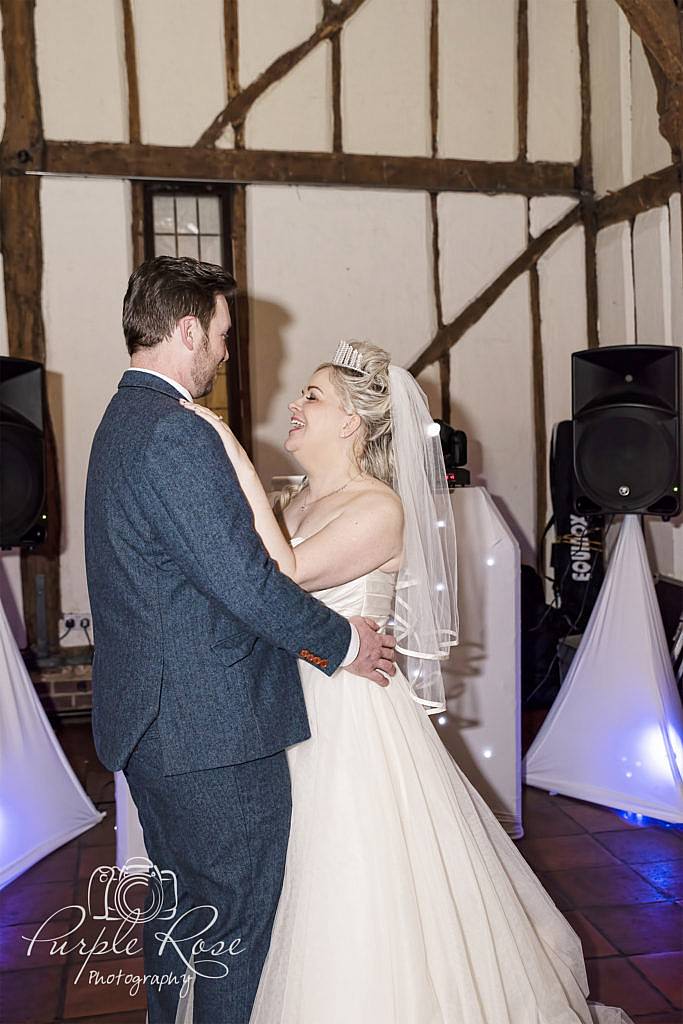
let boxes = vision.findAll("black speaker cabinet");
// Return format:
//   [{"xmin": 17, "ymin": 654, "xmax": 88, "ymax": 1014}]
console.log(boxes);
[
  {"xmin": 0, "ymin": 356, "xmax": 47, "ymax": 547},
  {"xmin": 572, "ymin": 345, "xmax": 680, "ymax": 518}
]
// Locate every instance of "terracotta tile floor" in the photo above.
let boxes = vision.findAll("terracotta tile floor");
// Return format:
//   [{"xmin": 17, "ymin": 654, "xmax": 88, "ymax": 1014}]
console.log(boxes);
[{"xmin": 0, "ymin": 721, "xmax": 682, "ymax": 1023}]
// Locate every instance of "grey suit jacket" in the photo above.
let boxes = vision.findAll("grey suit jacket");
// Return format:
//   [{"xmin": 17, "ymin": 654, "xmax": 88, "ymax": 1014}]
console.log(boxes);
[{"xmin": 84, "ymin": 370, "xmax": 351, "ymax": 774}]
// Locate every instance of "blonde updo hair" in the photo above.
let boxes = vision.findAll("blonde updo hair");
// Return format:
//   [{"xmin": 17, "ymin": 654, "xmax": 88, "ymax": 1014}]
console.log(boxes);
[{"xmin": 278, "ymin": 341, "xmax": 393, "ymax": 512}]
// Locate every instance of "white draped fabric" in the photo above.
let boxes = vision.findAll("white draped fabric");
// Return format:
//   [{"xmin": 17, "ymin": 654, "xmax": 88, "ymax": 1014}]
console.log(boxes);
[
  {"xmin": 440, "ymin": 487, "xmax": 522, "ymax": 836},
  {"xmin": 0, "ymin": 599, "xmax": 104, "ymax": 890},
  {"xmin": 525, "ymin": 514, "xmax": 683, "ymax": 823}
]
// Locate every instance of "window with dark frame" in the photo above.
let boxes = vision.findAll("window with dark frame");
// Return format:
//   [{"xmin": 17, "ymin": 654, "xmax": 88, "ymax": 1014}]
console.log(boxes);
[{"xmin": 141, "ymin": 182, "xmax": 250, "ymax": 450}]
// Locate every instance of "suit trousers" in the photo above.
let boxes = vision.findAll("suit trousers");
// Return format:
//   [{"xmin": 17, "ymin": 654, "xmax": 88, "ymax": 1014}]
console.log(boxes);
[{"xmin": 123, "ymin": 719, "xmax": 291, "ymax": 1024}]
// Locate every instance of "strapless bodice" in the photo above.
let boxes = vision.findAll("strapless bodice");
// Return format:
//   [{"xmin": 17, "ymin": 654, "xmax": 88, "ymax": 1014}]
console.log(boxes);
[{"xmin": 291, "ymin": 538, "xmax": 396, "ymax": 624}]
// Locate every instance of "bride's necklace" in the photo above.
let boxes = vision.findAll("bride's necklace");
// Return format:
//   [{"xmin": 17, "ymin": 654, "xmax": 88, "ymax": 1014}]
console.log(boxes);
[{"xmin": 299, "ymin": 472, "xmax": 363, "ymax": 514}]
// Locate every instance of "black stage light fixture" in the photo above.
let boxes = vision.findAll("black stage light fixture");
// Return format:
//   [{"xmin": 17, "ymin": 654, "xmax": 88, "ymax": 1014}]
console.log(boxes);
[{"xmin": 436, "ymin": 420, "xmax": 470, "ymax": 488}]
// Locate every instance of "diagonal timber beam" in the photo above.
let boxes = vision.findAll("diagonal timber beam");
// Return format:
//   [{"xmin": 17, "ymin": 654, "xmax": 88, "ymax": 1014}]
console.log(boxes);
[
  {"xmin": 409, "ymin": 204, "xmax": 582, "ymax": 377},
  {"xmin": 614, "ymin": 0, "xmax": 683, "ymax": 153},
  {"xmin": 196, "ymin": 0, "xmax": 368, "ymax": 148}
]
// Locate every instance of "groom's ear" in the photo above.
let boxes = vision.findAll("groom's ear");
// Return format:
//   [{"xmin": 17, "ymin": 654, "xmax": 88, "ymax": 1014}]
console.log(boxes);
[{"xmin": 179, "ymin": 314, "xmax": 201, "ymax": 351}]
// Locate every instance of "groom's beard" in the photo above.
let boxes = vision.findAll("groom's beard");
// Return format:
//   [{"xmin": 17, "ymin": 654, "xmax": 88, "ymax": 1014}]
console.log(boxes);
[{"xmin": 191, "ymin": 337, "xmax": 221, "ymax": 398}]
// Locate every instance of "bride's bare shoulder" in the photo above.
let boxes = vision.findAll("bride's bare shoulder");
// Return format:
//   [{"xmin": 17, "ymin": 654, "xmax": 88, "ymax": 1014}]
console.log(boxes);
[{"xmin": 347, "ymin": 479, "xmax": 403, "ymax": 524}]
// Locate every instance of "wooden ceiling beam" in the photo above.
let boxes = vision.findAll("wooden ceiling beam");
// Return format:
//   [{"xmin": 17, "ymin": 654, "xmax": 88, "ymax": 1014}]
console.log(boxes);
[{"xmin": 7, "ymin": 140, "xmax": 578, "ymax": 195}]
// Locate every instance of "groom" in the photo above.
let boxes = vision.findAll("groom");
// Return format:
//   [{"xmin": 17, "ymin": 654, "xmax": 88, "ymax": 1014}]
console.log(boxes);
[{"xmin": 84, "ymin": 256, "xmax": 396, "ymax": 1023}]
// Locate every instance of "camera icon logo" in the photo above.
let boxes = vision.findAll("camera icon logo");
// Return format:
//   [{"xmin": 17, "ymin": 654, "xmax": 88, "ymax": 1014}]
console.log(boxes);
[{"xmin": 87, "ymin": 857, "xmax": 178, "ymax": 923}]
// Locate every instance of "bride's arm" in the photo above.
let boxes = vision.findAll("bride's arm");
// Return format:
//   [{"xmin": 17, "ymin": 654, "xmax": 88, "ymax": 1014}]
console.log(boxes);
[{"xmin": 180, "ymin": 400, "xmax": 402, "ymax": 591}]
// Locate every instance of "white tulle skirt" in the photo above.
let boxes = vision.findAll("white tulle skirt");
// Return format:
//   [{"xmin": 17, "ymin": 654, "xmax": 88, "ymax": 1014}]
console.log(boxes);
[{"xmin": 246, "ymin": 663, "xmax": 632, "ymax": 1024}]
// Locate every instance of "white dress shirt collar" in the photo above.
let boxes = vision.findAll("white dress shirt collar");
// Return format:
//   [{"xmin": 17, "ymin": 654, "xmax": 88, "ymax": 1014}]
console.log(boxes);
[{"xmin": 125, "ymin": 367, "xmax": 193, "ymax": 402}]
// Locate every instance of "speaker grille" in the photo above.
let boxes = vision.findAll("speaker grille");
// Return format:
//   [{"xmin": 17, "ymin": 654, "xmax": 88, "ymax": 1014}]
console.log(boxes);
[
  {"xmin": 0, "ymin": 423, "xmax": 45, "ymax": 543},
  {"xmin": 575, "ymin": 409, "xmax": 677, "ymax": 512}
]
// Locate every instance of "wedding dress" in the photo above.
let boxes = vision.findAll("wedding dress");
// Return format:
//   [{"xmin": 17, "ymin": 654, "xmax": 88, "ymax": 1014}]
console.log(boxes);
[{"xmin": 247, "ymin": 544, "xmax": 632, "ymax": 1024}]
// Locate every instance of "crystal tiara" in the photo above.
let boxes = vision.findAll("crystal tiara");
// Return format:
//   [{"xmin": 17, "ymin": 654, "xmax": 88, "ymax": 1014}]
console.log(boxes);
[{"xmin": 331, "ymin": 340, "xmax": 366, "ymax": 373}]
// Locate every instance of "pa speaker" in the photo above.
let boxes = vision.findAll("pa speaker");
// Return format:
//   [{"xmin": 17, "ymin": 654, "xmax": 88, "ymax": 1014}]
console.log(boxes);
[
  {"xmin": 0, "ymin": 356, "xmax": 47, "ymax": 547},
  {"xmin": 572, "ymin": 345, "xmax": 680, "ymax": 518}
]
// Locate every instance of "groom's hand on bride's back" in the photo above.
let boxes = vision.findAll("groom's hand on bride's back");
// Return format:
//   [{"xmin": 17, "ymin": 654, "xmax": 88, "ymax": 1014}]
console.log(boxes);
[{"xmin": 347, "ymin": 617, "xmax": 396, "ymax": 687}]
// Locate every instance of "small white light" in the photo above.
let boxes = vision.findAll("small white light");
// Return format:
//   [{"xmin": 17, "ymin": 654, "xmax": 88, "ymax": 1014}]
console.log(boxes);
[
  {"xmin": 625, "ymin": 770, "xmax": 633, "ymax": 779},
  {"xmin": 427, "ymin": 422, "xmax": 441, "ymax": 437},
  {"xmin": 486, "ymin": 557, "xmax": 495, "ymax": 567},
  {"xmin": 436, "ymin": 519, "xmax": 446, "ymax": 529},
  {"xmin": 435, "ymin": 582, "xmax": 446, "ymax": 592},
  {"xmin": 437, "ymin": 715, "xmax": 447, "ymax": 726},
  {"xmin": 482, "ymin": 748, "xmax": 493, "ymax": 759},
  {"xmin": 620, "ymin": 756, "xmax": 628, "ymax": 763},
  {"xmin": 635, "ymin": 760, "xmax": 642, "ymax": 768}
]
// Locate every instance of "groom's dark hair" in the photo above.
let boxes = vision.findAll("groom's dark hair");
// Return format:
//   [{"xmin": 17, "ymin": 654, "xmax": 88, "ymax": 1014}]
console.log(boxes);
[{"xmin": 123, "ymin": 256, "xmax": 236, "ymax": 355}]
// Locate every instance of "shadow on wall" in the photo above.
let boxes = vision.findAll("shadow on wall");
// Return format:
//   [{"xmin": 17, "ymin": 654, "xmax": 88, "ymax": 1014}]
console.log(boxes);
[
  {"xmin": 451, "ymin": 396, "xmax": 535, "ymax": 566},
  {"xmin": 248, "ymin": 295, "xmax": 309, "ymax": 488}
]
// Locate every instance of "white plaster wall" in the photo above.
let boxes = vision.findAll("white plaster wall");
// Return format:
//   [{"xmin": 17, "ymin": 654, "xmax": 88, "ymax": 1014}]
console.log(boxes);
[
  {"xmin": 630, "ymin": 33, "xmax": 672, "ymax": 182},
  {"xmin": 245, "ymin": 46, "xmax": 332, "ymax": 152},
  {"xmin": 237, "ymin": 0, "xmax": 329, "ymax": 150},
  {"xmin": 438, "ymin": 0, "xmax": 517, "ymax": 160},
  {"xmin": 239, "ymin": 0, "xmax": 320, "ymax": 83},
  {"xmin": 633, "ymin": 207, "xmax": 672, "ymax": 346},
  {"xmin": 596, "ymin": 222, "xmax": 636, "ymax": 346},
  {"xmin": 438, "ymin": 193, "xmax": 528, "ymax": 321},
  {"xmin": 341, "ymin": 0, "xmax": 430, "ymax": 157},
  {"xmin": 527, "ymin": 0, "xmax": 581, "ymax": 163},
  {"xmin": 437, "ymin": 193, "xmax": 534, "ymax": 559},
  {"xmin": 448, "ymin": 279, "xmax": 536, "ymax": 564},
  {"xmin": 246, "ymin": 185, "xmax": 436, "ymax": 486},
  {"xmin": 529, "ymin": 196, "xmax": 578, "ymax": 237},
  {"xmin": 41, "ymin": 178, "xmax": 132, "ymax": 637},
  {"xmin": 36, "ymin": 0, "xmax": 127, "ymax": 142},
  {"xmin": 588, "ymin": 0, "xmax": 631, "ymax": 196},
  {"xmin": 670, "ymin": 195, "xmax": 683, "ymax": 348},
  {"xmin": 536, "ymin": 224, "xmax": 587, "ymax": 482},
  {"xmin": 132, "ymin": 0, "xmax": 226, "ymax": 146}
]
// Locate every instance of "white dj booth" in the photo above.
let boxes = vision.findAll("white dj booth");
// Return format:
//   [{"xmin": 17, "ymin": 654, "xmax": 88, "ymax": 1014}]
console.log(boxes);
[{"xmin": 115, "ymin": 484, "xmax": 522, "ymax": 864}]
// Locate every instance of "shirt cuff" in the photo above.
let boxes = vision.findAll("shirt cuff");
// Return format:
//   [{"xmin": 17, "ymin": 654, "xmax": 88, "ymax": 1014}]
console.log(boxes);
[{"xmin": 340, "ymin": 623, "xmax": 360, "ymax": 667}]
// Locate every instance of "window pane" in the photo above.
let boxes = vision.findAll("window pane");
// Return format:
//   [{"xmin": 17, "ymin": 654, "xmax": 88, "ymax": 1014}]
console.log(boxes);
[
  {"xmin": 200, "ymin": 234, "xmax": 222, "ymax": 265},
  {"xmin": 177, "ymin": 234, "xmax": 199, "ymax": 259},
  {"xmin": 198, "ymin": 196, "xmax": 220, "ymax": 234},
  {"xmin": 154, "ymin": 234, "xmax": 176, "ymax": 257},
  {"xmin": 176, "ymin": 196, "xmax": 199, "ymax": 235},
  {"xmin": 153, "ymin": 195, "xmax": 175, "ymax": 233}
]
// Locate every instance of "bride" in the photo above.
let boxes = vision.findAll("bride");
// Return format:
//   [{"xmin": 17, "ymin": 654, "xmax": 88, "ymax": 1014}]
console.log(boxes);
[{"xmin": 179, "ymin": 341, "xmax": 632, "ymax": 1024}]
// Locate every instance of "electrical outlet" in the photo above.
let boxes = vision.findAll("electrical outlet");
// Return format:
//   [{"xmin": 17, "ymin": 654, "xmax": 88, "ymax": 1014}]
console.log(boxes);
[{"xmin": 60, "ymin": 612, "xmax": 93, "ymax": 648}]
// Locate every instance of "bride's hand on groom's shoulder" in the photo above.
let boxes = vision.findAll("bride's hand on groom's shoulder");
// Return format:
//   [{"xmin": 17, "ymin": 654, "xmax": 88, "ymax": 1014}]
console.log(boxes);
[
  {"xmin": 179, "ymin": 399, "xmax": 249, "ymax": 470},
  {"xmin": 347, "ymin": 616, "xmax": 396, "ymax": 687}
]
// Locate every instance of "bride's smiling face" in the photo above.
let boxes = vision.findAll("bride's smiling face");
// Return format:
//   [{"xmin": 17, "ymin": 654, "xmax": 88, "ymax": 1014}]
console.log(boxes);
[{"xmin": 285, "ymin": 368, "xmax": 357, "ymax": 462}]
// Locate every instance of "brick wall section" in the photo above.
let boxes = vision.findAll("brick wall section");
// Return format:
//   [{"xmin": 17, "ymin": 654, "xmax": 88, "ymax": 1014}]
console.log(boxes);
[{"xmin": 30, "ymin": 663, "xmax": 92, "ymax": 714}]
